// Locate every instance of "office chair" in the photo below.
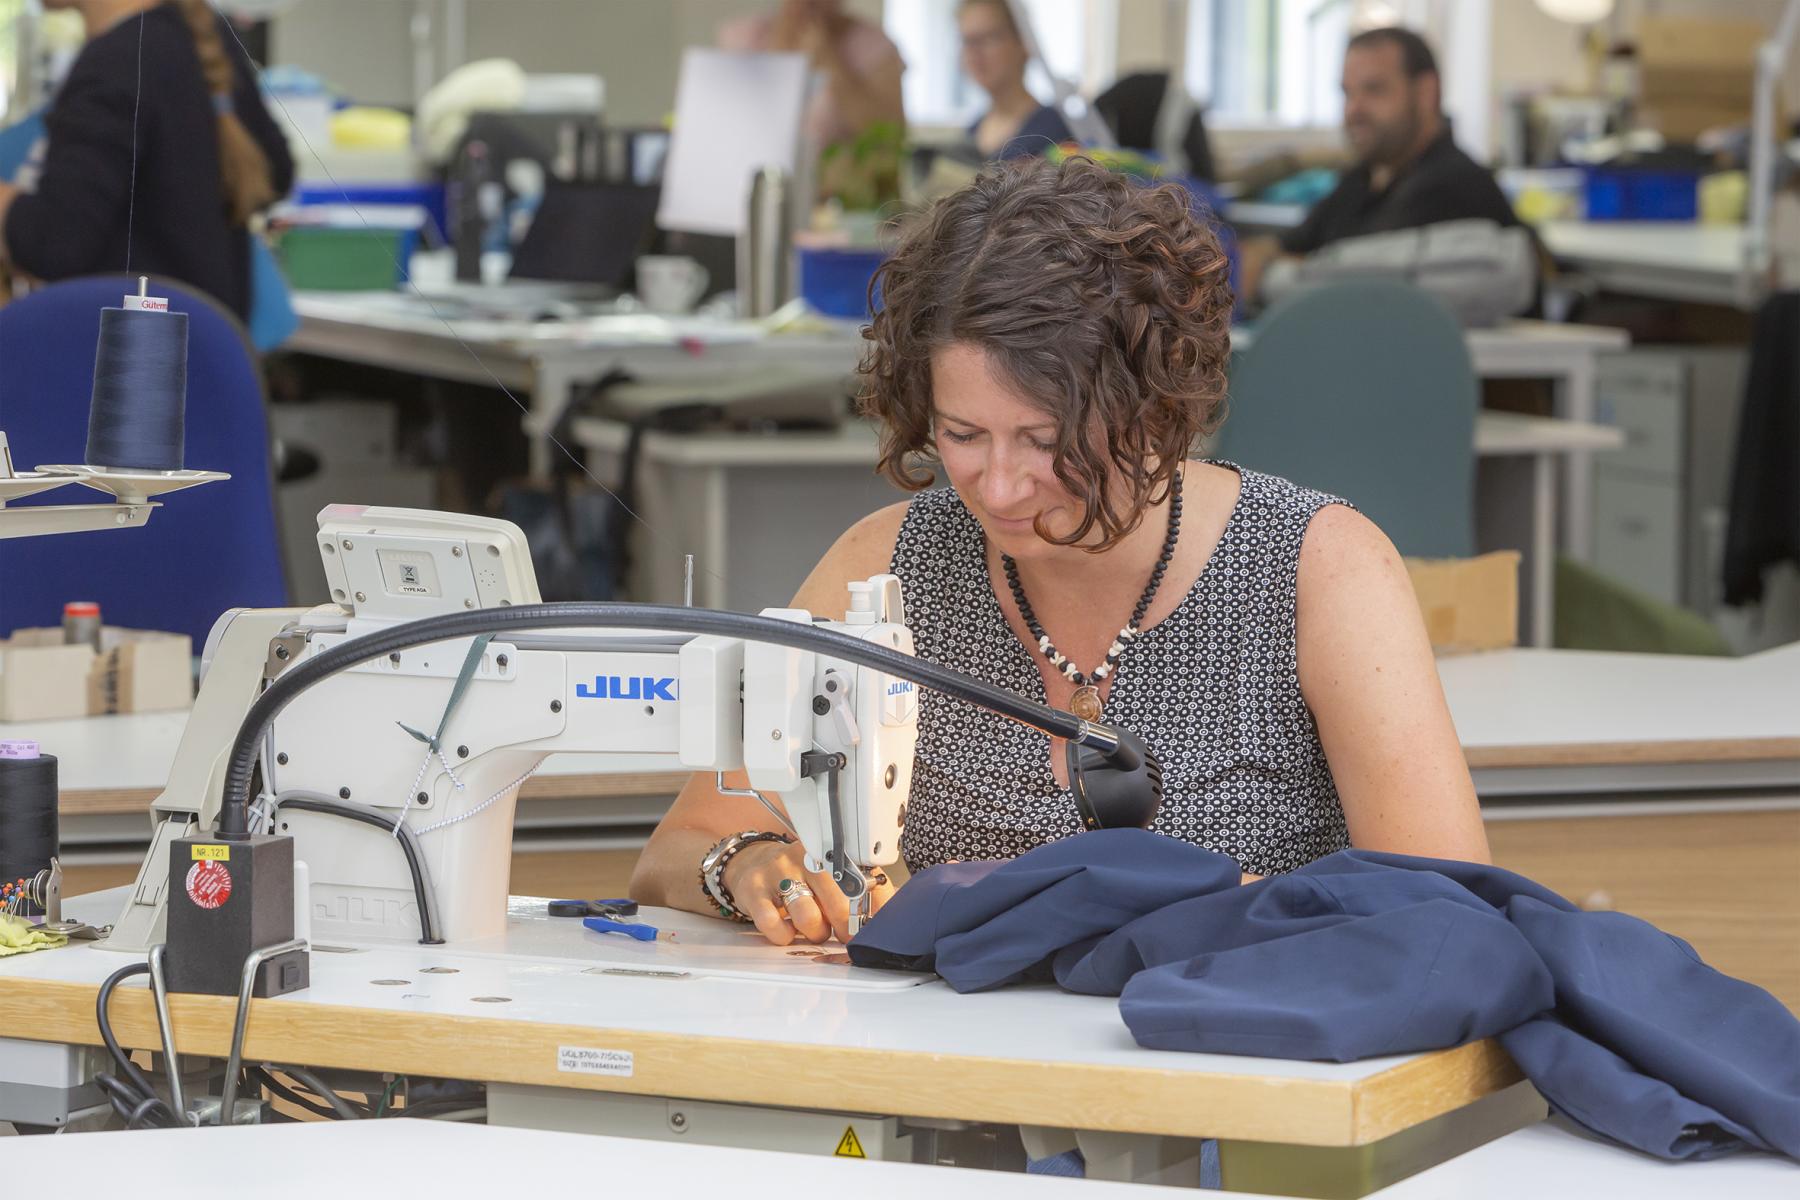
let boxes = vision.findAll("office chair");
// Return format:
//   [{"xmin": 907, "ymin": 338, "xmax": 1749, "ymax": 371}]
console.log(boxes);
[
  {"xmin": 1092, "ymin": 70, "xmax": 1216, "ymax": 182},
  {"xmin": 0, "ymin": 274, "xmax": 287, "ymax": 644},
  {"xmin": 1216, "ymin": 280, "xmax": 1478, "ymax": 557}
]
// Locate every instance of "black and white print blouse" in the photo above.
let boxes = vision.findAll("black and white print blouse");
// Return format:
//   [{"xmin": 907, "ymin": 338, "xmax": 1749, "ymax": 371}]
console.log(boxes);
[{"xmin": 890, "ymin": 463, "xmax": 1353, "ymax": 877}]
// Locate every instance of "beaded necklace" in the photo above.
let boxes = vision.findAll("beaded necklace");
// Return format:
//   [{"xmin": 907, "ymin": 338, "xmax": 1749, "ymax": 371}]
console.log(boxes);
[{"xmin": 1001, "ymin": 470, "xmax": 1183, "ymax": 722}]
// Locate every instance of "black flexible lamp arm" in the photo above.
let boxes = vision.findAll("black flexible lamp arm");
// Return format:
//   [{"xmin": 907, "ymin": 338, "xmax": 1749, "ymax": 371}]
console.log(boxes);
[{"xmin": 216, "ymin": 603, "xmax": 1163, "ymax": 839}]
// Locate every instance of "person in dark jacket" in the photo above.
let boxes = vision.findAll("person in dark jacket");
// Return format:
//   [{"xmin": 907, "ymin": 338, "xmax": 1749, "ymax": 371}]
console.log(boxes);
[
  {"xmin": 1239, "ymin": 26, "xmax": 1519, "ymax": 303},
  {"xmin": 0, "ymin": 0, "xmax": 294, "ymax": 322},
  {"xmin": 959, "ymin": 0, "xmax": 1071, "ymax": 160}
]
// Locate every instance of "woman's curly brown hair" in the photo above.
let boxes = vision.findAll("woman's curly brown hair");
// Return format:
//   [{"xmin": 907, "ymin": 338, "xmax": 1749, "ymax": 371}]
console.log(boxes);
[{"xmin": 858, "ymin": 156, "xmax": 1233, "ymax": 552}]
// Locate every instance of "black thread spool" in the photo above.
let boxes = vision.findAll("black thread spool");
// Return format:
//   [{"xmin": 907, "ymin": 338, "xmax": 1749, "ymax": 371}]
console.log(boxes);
[
  {"xmin": 0, "ymin": 747, "xmax": 58, "ymax": 918},
  {"xmin": 85, "ymin": 294, "xmax": 189, "ymax": 471}
]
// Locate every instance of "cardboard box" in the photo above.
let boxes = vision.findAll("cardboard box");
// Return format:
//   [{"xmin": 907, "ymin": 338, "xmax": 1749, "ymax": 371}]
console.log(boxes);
[
  {"xmin": 0, "ymin": 640, "xmax": 91, "ymax": 721},
  {"xmin": 1636, "ymin": 17, "xmax": 1776, "ymax": 140},
  {"xmin": 0, "ymin": 627, "xmax": 193, "ymax": 721},
  {"xmin": 1404, "ymin": 552, "xmax": 1520, "ymax": 655}
]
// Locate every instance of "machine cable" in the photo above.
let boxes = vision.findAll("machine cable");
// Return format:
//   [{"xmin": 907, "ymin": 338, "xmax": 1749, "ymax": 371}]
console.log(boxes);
[
  {"xmin": 92, "ymin": 962, "xmax": 180, "ymax": 1129},
  {"xmin": 270, "ymin": 792, "xmax": 444, "ymax": 944},
  {"xmin": 217, "ymin": 603, "xmax": 1132, "ymax": 840}
]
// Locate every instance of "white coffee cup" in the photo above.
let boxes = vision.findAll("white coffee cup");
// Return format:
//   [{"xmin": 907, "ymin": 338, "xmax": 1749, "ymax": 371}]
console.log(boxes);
[{"xmin": 636, "ymin": 255, "xmax": 710, "ymax": 314}]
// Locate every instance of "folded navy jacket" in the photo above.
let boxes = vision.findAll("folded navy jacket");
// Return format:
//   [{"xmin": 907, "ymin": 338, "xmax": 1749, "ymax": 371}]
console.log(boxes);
[{"xmin": 849, "ymin": 830, "xmax": 1800, "ymax": 1162}]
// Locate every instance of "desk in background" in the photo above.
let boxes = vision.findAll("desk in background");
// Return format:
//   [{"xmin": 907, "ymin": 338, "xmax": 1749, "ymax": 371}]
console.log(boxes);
[
  {"xmin": 1446, "ymin": 642, "xmax": 1800, "ymax": 1012},
  {"xmin": 1539, "ymin": 221, "xmax": 1757, "ymax": 308},
  {"xmin": 289, "ymin": 291, "xmax": 1626, "ymax": 561},
  {"xmin": 574, "ymin": 410, "xmax": 1623, "ymax": 646},
  {"xmin": 1223, "ymin": 211, "xmax": 1759, "ymax": 311},
  {"xmin": 287, "ymin": 291, "xmax": 862, "ymax": 477}
]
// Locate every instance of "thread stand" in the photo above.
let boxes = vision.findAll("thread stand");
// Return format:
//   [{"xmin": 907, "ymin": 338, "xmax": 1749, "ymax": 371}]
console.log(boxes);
[{"xmin": 0, "ymin": 436, "xmax": 227, "ymax": 540}]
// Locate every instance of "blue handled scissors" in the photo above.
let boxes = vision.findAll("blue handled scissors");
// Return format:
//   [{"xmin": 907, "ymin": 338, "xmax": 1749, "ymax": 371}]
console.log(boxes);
[{"xmin": 548, "ymin": 898, "xmax": 663, "ymax": 942}]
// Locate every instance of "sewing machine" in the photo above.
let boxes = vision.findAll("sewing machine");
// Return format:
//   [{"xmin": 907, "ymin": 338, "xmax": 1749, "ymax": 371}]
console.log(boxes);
[{"xmin": 105, "ymin": 505, "xmax": 927, "ymax": 956}]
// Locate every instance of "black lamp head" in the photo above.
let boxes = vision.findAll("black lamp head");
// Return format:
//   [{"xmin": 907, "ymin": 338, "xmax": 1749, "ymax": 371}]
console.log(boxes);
[{"xmin": 1066, "ymin": 725, "xmax": 1164, "ymax": 831}]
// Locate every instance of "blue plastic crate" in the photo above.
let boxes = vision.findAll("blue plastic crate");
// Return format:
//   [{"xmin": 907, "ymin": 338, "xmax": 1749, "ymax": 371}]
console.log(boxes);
[
  {"xmin": 798, "ymin": 246, "xmax": 887, "ymax": 319},
  {"xmin": 1582, "ymin": 169, "xmax": 1699, "ymax": 221}
]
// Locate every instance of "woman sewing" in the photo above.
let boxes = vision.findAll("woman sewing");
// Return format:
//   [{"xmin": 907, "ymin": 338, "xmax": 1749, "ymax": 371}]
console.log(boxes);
[
  {"xmin": 957, "ymin": 0, "xmax": 1072, "ymax": 160},
  {"xmin": 631, "ymin": 157, "xmax": 1490, "ymax": 944},
  {"xmin": 0, "ymin": 0, "xmax": 293, "ymax": 321}
]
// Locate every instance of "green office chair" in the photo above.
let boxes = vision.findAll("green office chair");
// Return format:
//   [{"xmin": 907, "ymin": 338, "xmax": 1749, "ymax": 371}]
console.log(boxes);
[{"xmin": 1217, "ymin": 280, "xmax": 1477, "ymax": 557}]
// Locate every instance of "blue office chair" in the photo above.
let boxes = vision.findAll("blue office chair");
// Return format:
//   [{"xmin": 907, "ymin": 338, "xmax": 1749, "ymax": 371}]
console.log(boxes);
[
  {"xmin": 0, "ymin": 275, "xmax": 287, "ymax": 644},
  {"xmin": 1217, "ymin": 280, "xmax": 1478, "ymax": 557}
]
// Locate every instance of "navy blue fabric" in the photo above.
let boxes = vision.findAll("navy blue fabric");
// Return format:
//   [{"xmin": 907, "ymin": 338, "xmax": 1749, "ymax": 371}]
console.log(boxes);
[
  {"xmin": 851, "ymin": 830, "xmax": 1800, "ymax": 1161},
  {"xmin": 850, "ymin": 831, "xmax": 1239, "ymax": 991},
  {"xmin": 1498, "ymin": 899, "xmax": 1800, "ymax": 1161},
  {"xmin": 1024, "ymin": 1149, "xmax": 1086, "ymax": 1178}
]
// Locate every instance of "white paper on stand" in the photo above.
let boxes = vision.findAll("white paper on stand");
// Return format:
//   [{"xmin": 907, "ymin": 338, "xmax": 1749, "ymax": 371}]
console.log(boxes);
[{"xmin": 656, "ymin": 47, "xmax": 809, "ymax": 237}]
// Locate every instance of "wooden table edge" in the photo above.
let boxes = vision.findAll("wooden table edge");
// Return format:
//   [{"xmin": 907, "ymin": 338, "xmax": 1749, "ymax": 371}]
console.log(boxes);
[
  {"xmin": 1350, "ymin": 1040, "xmax": 1524, "ymax": 1143},
  {"xmin": 1464, "ymin": 737, "xmax": 1800, "ymax": 770},
  {"xmin": 0, "ymin": 975, "xmax": 1510, "ymax": 1146}
]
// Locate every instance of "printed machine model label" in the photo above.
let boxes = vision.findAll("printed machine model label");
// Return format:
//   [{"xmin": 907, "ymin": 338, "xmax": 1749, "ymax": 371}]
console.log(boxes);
[{"xmin": 557, "ymin": 1046, "xmax": 635, "ymax": 1077}]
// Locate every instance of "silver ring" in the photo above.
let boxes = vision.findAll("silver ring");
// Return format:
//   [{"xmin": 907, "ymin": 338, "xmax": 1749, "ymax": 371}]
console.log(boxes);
[{"xmin": 778, "ymin": 879, "xmax": 815, "ymax": 904}]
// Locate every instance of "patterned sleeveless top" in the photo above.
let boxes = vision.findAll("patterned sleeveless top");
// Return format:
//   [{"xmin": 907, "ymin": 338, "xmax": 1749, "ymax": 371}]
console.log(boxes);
[{"xmin": 889, "ymin": 464, "xmax": 1352, "ymax": 877}]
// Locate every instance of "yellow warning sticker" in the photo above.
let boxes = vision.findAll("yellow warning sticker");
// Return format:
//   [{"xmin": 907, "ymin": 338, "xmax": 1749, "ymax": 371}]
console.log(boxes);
[
  {"xmin": 833, "ymin": 1125, "xmax": 866, "ymax": 1159},
  {"xmin": 190, "ymin": 844, "xmax": 230, "ymax": 861}
]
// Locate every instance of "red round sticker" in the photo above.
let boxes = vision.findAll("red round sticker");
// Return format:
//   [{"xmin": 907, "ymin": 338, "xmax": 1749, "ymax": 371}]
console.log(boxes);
[{"xmin": 186, "ymin": 860, "xmax": 232, "ymax": 909}]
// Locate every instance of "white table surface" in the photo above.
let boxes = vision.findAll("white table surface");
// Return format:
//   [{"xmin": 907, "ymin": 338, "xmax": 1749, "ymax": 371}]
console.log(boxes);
[
  {"xmin": 1538, "ymin": 221, "xmax": 1755, "ymax": 307},
  {"xmin": 3, "ymin": 713, "xmax": 632, "ymax": 795},
  {"xmin": 1539, "ymin": 222, "xmax": 1749, "ymax": 279},
  {"xmin": 9, "ymin": 1106, "xmax": 1788, "ymax": 1198},
  {"xmin": 1372, "ymin": 1117, "xmax": 1798, "ymax": 1198},
  {"xmin": 289, "ymin": 292, "xmax": 864, "ymax": 476},
  {"xmin": 292, "ymin": 290, "xmax": 855, "ymax": 352},
  {"xmin": 0, "ymin": 1118, "xmax": 1162, "ymax": 1198},
  {"xmin": 1442, "ymin": 643, "xmax": 1800, "ymax": 754},
  {"xmin": 10, "ymin": 887, "xmax": 1415, "ymax": 1089}
]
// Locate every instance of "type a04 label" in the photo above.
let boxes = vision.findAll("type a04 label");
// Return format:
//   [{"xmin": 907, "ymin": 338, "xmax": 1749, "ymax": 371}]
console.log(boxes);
[{"xmin": 557, "ymin": 1046, "xmax": 635, "ymax": 1077}]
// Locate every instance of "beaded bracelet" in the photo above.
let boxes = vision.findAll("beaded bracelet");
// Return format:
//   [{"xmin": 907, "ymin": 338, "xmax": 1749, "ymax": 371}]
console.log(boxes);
[{"xmin": 699, "ymin": 831, "xmax": 792, "ymax": 923}]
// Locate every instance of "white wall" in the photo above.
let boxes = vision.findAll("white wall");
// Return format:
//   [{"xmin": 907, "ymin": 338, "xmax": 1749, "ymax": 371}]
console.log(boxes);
[
  {"xmin": 1113, "ymin": 0, "xmax": 1181, "ymax": 74},
  {"xmin": 272, "ymin": 0, "xmax": 883, "ymax": 124},
  {"xmin": 1488, "ymin": 0, "xmax": 1800, "ymax": 147},
  {"xmin": 268, "ymin": 0, "xmax": 1796, "ymax": 153}
]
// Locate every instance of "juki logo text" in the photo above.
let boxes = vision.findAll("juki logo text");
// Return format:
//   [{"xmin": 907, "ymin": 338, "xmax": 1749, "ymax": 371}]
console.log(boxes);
[{"xmin": 576, "ymin": 676, "xmax": 679, "ymax": 701}]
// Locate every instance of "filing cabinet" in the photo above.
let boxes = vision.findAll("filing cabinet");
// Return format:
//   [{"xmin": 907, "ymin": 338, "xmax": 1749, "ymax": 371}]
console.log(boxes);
[{"xmin": 1591, "ymin": 348, "xmax": 1748, "ymax": 611}]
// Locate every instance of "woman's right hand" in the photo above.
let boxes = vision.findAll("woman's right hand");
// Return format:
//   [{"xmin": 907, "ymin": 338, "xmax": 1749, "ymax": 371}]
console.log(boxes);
[{"xmin": 721, "ymin": 838, "xmax": 894, "ymax": 946}]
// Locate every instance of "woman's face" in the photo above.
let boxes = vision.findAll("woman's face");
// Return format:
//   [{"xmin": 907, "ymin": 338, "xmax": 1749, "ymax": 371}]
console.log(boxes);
[
  {"xmin": 930, "ymin": 342, "xmax": 1081, "ymax": 560},
  {"xmin": 958, "ymin": 2, "xmax": 1027, "ymax": 98}
]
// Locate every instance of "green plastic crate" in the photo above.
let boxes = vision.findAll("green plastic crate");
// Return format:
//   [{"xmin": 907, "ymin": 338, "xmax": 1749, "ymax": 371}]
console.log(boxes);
[{"xmin": 274, "ymin": 226, "xmax": 415, "ymax": 291}]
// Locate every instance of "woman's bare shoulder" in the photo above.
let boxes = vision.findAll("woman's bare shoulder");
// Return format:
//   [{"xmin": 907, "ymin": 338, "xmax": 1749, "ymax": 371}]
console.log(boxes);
[{"xmin": 790, "ymin": 501, "xmax": 912, "ymax": 618}]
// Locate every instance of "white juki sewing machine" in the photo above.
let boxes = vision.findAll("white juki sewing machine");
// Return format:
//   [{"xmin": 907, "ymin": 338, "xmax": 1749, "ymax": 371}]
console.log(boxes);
[{"xmin": 104, "ymin": 505, "xmax": 918, "ymax": 955}]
